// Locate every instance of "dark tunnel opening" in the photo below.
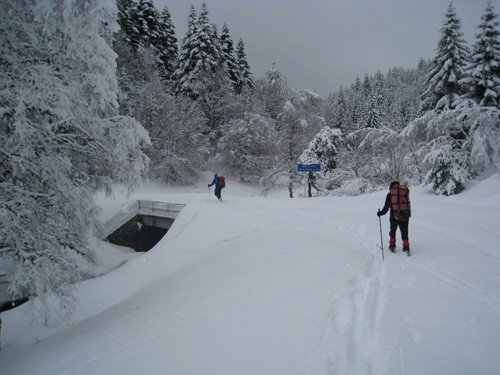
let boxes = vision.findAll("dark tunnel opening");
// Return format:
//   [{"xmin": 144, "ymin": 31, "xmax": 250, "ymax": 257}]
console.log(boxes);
[{"xmin": 105, "ymin": 201, "xmax": 184, "ymax": 252}]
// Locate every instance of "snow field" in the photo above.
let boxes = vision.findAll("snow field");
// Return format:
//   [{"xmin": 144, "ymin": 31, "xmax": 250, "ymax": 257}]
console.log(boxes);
[{"xmin": 1, "ymin": 174, "xmax": 499, "ymax": 374}]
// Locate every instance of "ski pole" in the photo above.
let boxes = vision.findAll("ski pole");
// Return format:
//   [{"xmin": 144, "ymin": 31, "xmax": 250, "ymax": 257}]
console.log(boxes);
[
  {"xmin": 378, "ymin": 209, "xmax": 384, "ymax": 261},
  {"xmin": 208, "ymin": 186, "xmax": 211, "ymax": 201}
]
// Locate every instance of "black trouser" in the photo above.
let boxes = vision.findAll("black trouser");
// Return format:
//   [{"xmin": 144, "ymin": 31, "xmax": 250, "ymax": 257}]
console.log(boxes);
[
  {"xmin": 389, "ymin": 217, "xmax": 409, "ymax": 241},
  {"xmin": 308, "ymin": 182, "xmax": 319, "ymax": 197},
  {"xmin": 215, "ymin": 185, "xmax": 222, "ymax": 199}
]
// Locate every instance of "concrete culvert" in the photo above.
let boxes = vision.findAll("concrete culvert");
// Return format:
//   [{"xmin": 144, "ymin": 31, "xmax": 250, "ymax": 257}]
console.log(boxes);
[{"xmin": 104, "ymin": 200, "xmax": 184, "ymax": 252}]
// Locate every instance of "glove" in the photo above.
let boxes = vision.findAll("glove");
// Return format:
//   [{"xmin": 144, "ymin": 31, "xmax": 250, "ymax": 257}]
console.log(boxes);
[
  {"xmin": 207, "ymin": 184, "xmax": 210, "ymax": 187},
  {"xmin": 377, "ymin": 210, "xmax": 382, "ymax": 217}
]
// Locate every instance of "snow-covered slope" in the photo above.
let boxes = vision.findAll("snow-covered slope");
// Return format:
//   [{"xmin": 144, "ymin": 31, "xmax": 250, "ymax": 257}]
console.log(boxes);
[{"xmin": 1, "ymin": 174, "xmax": 499, "ymax": 374}]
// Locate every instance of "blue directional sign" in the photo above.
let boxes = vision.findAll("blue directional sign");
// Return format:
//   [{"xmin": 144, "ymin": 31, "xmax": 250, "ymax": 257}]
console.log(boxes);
[{"xmin": 297, "ymin": 163, "xmax": 321, "ymax": 172}]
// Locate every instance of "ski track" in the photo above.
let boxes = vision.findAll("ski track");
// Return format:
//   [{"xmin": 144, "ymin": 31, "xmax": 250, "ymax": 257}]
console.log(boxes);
[
  {"xmin": 184, "ymin": 230, "xmax": 261, "ymax": 255},
  {"xmin": 413, "ymin": 218, "xmax": 497, "ymax": 257},
  {"xmin": 299, "ymin": 223, "xmax": 398, "ymax": 375},
  {"xmin": 416, "ymin": 259, "xmax": 500, "ymax": 310},
  {"xmin": 411, "ymin": 215, "xmax": 500, "ymax": 309}
]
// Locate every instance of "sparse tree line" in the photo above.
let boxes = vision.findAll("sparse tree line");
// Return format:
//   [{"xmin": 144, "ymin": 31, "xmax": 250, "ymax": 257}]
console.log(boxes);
[{"xmin": 0, "ymin": 0, "xmax": 498, "ymax": 318}]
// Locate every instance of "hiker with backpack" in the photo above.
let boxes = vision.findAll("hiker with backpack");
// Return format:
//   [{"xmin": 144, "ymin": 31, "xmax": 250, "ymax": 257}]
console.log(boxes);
[
  {"xmin": 377, "ymin": 181, "xmax": 411, "ymax": 254},
  {"xmin": 208, "ymin": 174, "xmax": 225, "ymax": 200}
]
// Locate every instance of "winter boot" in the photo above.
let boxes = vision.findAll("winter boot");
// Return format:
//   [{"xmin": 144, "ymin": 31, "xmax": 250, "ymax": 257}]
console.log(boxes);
[
  {"xmin": 403, "ymin": 240, "xmax": 411, "ymax": 255},
  {"xmin": 389, "ymin": 237, "xmax": 396, "ymax": 252}
]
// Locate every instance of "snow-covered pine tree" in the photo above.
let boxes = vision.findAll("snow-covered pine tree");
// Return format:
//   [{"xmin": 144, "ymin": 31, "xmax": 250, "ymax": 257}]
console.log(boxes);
[
  {"xmin": 196, "ymin": 2, "xmax": 223, "ymax": 68},
  {"xmin": 461, "ymin": 2, "xmax": 500, "ymax": 107},
  {"xmin": 408, "ymin": 4, "xmax": 499, "ymax": 195},
  {"xmin": 323, "ymin": 93, "xmax": 336, "ymax": 127},
  {"xmin": 0, "ymin": 0, "xmax": 149, "ymax": 319},
  {"xmin": 421, "ymin": 3, "xmax": 470, "ymax": 111},
  {"xmin": 220, "ymin": 23, "xmax": 243, "ymax": 93},
  {"xmin": 464, "ymin": 107, "xmax": 500, "ymax": 174},
  {"xmin": 352, "ymin": 75, "xmax": 362, "ymax": 92},
  {"xmin": 403, "ymin": 103, "xmax": 500, "ymax": 195},
  {"xmin": 156, "ymin": 6, "xmax": 178, "ymax": 82},
  {"xmin": 360, "ymin": 91, "xmax": 383, "ymax": 129},
  {"xmin": 362, "ymin": 74, "xmax": 372, "ymax": 99},
  {"xmin": 348, "ymin": 75, "xmax": 363, "ymax": 130},
  {"xmin": 373, "ymin": 71, "xmax": 385, "ymax": 101},
  {"xmin": 127, "ymin": 0, "xmax": 161, "ymax": 50},
  {"xmin": 173, "ymin": 5, "xmax": 198, "ymax": 96},
  {"xmin": 117, "ymin": 0, "xmax": 176, "ymax": 83},
  {"xmin": 236, "ymin": 38, "xmax": 255, "ymax": 90},
  {"xmin": 117, "ymin": 0, "xmax": 136, "ymax": 43},
  {"xmin": 173, "ymin": 3, "xmax": 223, "ymax": 98},
  {"xmin": 330, "ymin": 87, "xmax": 348, "ymax": 130}
]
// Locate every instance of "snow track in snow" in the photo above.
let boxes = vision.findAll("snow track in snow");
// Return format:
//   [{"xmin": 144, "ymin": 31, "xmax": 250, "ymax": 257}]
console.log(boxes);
[
  {"xmin": 299, "ymin": 228, "xmax": 396, "ymax": 375},
  {"xmin": 417, "ymin": 259, "xmax": 500, "ymax": 310}
]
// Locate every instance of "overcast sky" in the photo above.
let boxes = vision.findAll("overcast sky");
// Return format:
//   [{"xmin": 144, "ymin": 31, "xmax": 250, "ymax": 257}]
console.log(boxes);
[{"xmin": 154, "ymin": 0, "xmax": 490, "ymax": 97}]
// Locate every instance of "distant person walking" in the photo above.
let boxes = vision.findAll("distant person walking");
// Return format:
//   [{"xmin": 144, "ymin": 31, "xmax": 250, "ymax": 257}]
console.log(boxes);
[
  {"xmin": 307, "ymin": 171, "xmax": 320, "ymax": 197},
  {"xmin": 377, "ymin": 181, "xmax": 412, "ymax": 255},
  {"xmin": 208, "ymin": 174, "xmax": 225, "ymax": 201}
]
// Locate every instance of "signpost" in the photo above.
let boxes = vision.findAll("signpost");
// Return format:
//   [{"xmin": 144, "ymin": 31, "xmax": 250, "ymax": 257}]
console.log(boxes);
[
  {"xmin": 297, "ymin": 164, "xmax": 321, "ymax": 197},
  {"xmin": 297, "ymin": 163, "xmax": 320, "ymax": 172}
]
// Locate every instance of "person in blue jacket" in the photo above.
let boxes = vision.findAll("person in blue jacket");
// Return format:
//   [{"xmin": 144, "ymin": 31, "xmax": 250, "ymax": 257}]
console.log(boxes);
[{"xmin": 208, "ymin": 174, "xmax": 222, "ymax": 200}]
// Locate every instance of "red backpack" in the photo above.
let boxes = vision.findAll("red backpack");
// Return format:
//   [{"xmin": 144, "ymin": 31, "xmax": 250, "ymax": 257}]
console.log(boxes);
[
  {"xmin": 390, "ymin": 184, "xmax": 411, "ymax": 220},
  {"xmin": 219, "ymin": 175, "xmax": 225, "ymax": 188}
]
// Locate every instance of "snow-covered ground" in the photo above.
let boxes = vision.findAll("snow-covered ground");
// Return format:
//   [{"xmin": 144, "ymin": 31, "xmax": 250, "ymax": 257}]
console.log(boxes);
[{"xmin": 1, "ymin": 172, "xmax": 499, "ymax": 375}]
